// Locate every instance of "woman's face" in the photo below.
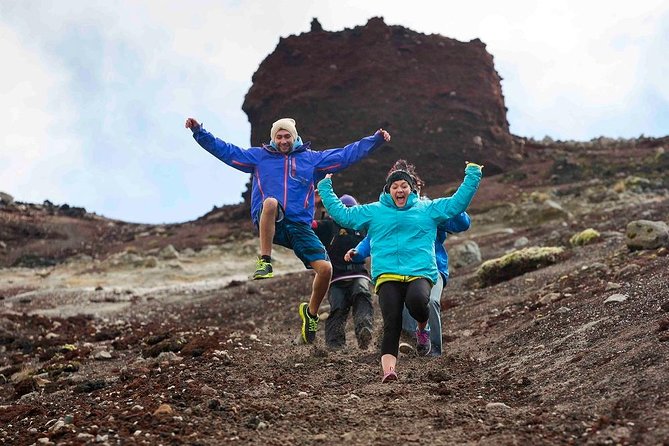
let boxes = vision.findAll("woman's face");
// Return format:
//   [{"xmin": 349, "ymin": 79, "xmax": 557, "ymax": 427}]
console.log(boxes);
[{"xmin": 389, "ymin": 180, "xmax": 412, "ymax": 207}]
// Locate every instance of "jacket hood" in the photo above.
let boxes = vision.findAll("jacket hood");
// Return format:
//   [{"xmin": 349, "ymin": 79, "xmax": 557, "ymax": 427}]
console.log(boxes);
[
  {"xmin": 379, "ymin": 190, "xmax": 419, "ymax": 209},
  {"xmin": 265, "ymin": 136, "xmax": 306, "ymax": 154}
]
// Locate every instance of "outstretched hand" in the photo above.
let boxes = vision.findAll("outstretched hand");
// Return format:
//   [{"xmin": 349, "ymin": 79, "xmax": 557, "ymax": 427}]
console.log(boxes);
[
  {"xmin": 344, "ymin": 248, "xmax": 356, "ymax": 262},
  {"xmin": 324, "ymin": 173, "xmax": 333, "ymax": 179},
  {"xmin": 184, "ymin": 118, "xmax": 200, "ymax": 130},
  {"xmin": 376, "ymin": 129, "xmax": 391, "ymax": 142},
  {"xmin": 465, "ymin": 160, "xmax": 484, "ymax": 170}
]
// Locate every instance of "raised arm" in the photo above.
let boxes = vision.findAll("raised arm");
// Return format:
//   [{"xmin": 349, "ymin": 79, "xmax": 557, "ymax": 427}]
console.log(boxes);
[
  {"xmin": 185, "ymin": 117, "xmax": 259, "ymax": 173},
  {"xmin": 317, "ymin": 176, "xmax": 372, "ymax": 231},
  {"xmin": 429, "ymin": 163, "xmax": 483, "ymax": 223},
  {"xmin": 313, "ymin": 130, "xmax": 390, "ymax": 174}
]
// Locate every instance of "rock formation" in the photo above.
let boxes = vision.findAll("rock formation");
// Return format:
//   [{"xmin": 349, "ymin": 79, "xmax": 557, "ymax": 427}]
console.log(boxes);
[{"xmin": 242, "ymin": 17, "xmax": 520, "ymax": 202}]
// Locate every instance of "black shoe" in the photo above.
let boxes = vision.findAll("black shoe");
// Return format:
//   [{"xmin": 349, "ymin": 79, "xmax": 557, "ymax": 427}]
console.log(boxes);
[
  {"xmin": 357, "ymin": 327, "xmax": 372, "ymax": 350},
  {"xmin": 252, "ymin": 257, "xmax": 273, "ymax": 280},
  {"xmin": 399, "ymin": 342, "xmax": 415, "ymax": 355},
  {"xmin": 299, "ymin": 303, "xmax": 319, "ymax": 344}
]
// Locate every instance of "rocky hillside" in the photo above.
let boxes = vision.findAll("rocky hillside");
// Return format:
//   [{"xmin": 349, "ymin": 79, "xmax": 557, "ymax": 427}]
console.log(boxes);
[
  {"xmin": 242, "ymin": 17, "xmax": 520, "ymax": 203},
  {"xmin": 1, "ymin": 133, "xmax": 668, "ymax": 445}
]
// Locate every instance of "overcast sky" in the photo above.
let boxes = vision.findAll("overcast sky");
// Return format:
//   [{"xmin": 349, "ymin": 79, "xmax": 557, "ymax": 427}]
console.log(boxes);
[{"xmin": 1, "ymin": 1, "xmax": 667, "ymax": 224}]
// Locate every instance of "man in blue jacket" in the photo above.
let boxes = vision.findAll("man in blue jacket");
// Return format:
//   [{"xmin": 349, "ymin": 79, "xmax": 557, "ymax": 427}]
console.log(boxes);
[{"xmin": 185, "ymin": 117, "xmax": 390, "ymax": 344}]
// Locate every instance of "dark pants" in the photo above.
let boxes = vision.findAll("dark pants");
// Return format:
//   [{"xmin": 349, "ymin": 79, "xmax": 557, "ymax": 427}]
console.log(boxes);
[
  {"xmin": 325, "ymin": 278, "xmax": 373, "ymax": 349},
  {"xmin": 378, "ymin": 279, "xmax": 431, "ymax": 356}
]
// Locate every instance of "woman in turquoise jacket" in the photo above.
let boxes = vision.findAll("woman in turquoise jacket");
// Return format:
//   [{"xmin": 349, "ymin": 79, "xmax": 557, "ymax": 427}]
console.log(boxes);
[{"xmin": 317, "ymin": 161, "xmax": 482, "ymax": 382}]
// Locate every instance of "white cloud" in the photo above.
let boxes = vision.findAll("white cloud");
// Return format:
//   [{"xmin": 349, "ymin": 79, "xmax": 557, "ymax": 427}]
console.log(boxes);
[
  {"xmin": 0, "ymin": 24, "xmax": 84, "ymax": 204},
  {"xmin": 1, "ymin": 1, "xmax": 668, "ymax": 223}
]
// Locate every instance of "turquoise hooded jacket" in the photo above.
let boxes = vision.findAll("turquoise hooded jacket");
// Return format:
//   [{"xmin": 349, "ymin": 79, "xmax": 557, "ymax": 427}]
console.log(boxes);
[{"xmin": 317, "ymin": 164, "xmax": 482, "ymax": 285}]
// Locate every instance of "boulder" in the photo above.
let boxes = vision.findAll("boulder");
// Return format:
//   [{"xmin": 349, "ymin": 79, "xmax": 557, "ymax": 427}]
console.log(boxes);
[
  {"xmin": 449, "ymin": 240, "xmax": 482, "ymax": 268},
  {"xmin": 625, "ymin": 220, "xmax": 669, "ymax": 250},
  {"xmin": 569, "ymin": 228, "xmax": 601, "ymax": 247},
  {"xmin": 476, "ymin": 246, "xmax": 565, "ymax": 287},
  {"xmin": 0, "ymin": 192, "xmax": 14, "ymax": 205}
]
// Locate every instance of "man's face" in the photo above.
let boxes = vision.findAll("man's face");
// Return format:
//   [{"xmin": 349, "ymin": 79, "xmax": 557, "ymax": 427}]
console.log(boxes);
[{"xmin": 274, "ymin": 129, "xmax": 294, "ymax": 153}]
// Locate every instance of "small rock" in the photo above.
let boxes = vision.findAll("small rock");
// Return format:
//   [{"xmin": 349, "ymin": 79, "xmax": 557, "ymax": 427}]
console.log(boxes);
[
  {"xmin": 615, "ymin": 264, "xmax": 641, "ymax": 279},
  {"xmin": 486, "ymin": 402, "xmax": 511, "ymax": 410},
  {"xmin": 201, "ymin": 385, "xmax": 217, "ymax": 396},
  {"xmin": 207, "ymin": 399, "xmax": 221, "ymax": 410},
  {"xmin": 257, "ymin": 421, "xmax": 268, "ymax": 430},
  {"xmin": 158, "ymin": 244, "xmax": 180, "ymax": 260},
  {"xmin": 604, "ymin": 294, "xmax": 629, "ymax": 303},
  {"xmin": 605, "ymin": 282, "xmax": 622, "ymax": 291},
  {"xmin": 156, "ymin": 351, "xmax": 183, "ymax": 363},
  {"xmin": 298, "ymin": 391, "xmax": 308, "ymax": 397},
  {"xmin": 539, "ymin": 292, "xmax": 561, "ymax": 304},
  {"xmin": 94, "ymin": 350, "xmax": 112, "ymax": 360},
  {"xmin": 658, "ymin": 318, "xmax": 669, "ymax": 332},
  {"xmin": 153, "ymin": 404, "xmax": 174, "ymax": 416},
  {"xmin": 49, "ymin": 420, "xmax": 66, "ymax": 432}
]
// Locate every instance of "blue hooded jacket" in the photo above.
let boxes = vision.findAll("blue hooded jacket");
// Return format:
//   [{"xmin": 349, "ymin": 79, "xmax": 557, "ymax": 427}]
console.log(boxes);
[
  {"xmin": 354, "ymin": 211, "xmax": 471, "ymax": 283},
  {"xmin": 192, "ymin": 126, "xmax": 385, "ymax": 225},
  {"xmin": 317, "ymin": 164, "xmax": 482, "ymax": 285}
]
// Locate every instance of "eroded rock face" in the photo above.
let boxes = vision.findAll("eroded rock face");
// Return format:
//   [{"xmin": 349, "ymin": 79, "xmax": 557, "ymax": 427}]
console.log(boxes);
[{"xmin": 242, "ymin": 17, "xmax": 519, "ymax": 203}]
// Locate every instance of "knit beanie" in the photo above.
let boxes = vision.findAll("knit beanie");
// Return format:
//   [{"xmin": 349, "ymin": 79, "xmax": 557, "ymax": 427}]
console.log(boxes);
[
  {"xmin": 384, "ymin": 170, "xmax": 416, "ymax": 193},
  {"xmin": 339, "ymin": 194, "xmax": 358, "ymax": 207},
  {"xmin": 270, "ymin": 118, "xmax": 298, "ymax": 142}
]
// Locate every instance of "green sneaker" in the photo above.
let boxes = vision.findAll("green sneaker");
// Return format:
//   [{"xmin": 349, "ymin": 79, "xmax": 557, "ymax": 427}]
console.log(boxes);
[
  {"xmin": 252, "ymin": 257, "xmax": 273, "ymax": 280},
  {"xmin": 299, "ymin": 302, "xmax": 319, "ymax": 344}
]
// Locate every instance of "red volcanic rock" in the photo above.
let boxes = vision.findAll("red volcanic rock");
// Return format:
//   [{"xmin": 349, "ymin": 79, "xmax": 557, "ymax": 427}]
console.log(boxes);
[{"xmin": 242, "ymin": 17, "xmax": 520, "ymax": 202}]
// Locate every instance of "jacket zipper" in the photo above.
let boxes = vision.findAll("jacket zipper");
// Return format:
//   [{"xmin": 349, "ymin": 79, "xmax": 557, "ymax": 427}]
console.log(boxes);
[
  {"xmin": 283, "ymin": 155, "xmax": 289, "ymax": 207},
  {"xmin": 304, "ymin": 183, "xmax": 314, "ymax": 208}
]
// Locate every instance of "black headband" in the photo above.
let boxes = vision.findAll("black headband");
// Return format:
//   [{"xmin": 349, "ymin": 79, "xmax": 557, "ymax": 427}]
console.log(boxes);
[{"xmin": 384, "ymin": 170, "xmax": 416, "ymax": 193}]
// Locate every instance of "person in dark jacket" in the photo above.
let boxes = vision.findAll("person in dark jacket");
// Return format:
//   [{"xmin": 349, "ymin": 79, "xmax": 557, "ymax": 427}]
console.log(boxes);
[
  {"xmin": 185, "ymin": 117, "xmax": 390, "ymax": 344},
  {"xmin": 313, "ymin": 194, "xmax": 373, "ymax": 350}
]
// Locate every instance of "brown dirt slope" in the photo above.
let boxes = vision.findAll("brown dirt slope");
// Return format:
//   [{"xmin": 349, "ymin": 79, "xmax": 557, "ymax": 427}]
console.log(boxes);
[{"xmin": 1, "ymin": 137, "xmax": 669, "ymax": 444}]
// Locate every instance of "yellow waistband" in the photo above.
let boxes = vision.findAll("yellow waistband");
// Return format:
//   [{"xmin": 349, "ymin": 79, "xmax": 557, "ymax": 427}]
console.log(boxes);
[{"xmin": 374, "ymin": 274, "xmax": 421, "ymax": 293}]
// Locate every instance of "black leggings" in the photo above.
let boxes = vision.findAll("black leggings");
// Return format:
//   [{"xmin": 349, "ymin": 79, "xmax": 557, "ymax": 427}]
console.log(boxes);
[{"xmin": 377, "ymin": 279, "xmax": 432, "ymax": 356}]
